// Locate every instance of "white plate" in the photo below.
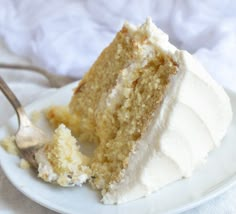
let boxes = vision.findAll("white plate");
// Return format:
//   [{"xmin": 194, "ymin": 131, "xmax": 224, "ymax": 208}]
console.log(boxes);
[{"xmin": 0, "ymin": 81, "xmax": 236, "ymax": 214}]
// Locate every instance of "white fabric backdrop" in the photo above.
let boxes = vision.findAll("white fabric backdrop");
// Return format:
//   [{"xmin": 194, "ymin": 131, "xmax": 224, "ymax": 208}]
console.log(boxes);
[
  {"xmin": 0, "ymin": 0, "xmax": 236, "ymax": 213},
  {"xmin": 0, "ymin": 0, "xmax": 236, "ymax": 90}
]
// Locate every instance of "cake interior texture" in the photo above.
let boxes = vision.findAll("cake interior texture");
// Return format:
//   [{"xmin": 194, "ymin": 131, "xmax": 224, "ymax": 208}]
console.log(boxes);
[{"xmin": 47, "ymin": 20, "xmax": 178, "ymax": 193}]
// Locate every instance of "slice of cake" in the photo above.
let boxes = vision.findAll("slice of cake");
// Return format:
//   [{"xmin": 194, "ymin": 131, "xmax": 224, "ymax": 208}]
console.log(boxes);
[{"xmin": 46, "ymin": 18, "xmax": 232, "ymax": 204}]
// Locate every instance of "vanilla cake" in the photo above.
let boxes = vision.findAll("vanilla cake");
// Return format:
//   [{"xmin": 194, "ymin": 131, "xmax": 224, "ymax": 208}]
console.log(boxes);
[
  {"xmin": 45, "ymin": 18, "xmax": 232, "ymax": 204},
  {"xmin": 35, "ymin": 124, "xmax": 91, "ymax": 187}
]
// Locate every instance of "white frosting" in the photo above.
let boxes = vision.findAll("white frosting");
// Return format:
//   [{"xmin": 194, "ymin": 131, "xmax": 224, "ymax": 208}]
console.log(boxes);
[
  {"xmin": 102, "ymin": 19, "xmax": 232, "ymax": 204},
  {"xmin": 36, "ymin": 149, "xmax": 58, "ymax": 182}
]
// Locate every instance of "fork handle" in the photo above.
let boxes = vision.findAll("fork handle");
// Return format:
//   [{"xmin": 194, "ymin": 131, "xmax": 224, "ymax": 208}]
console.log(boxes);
[
  {"xmin": 0, "ymin": 63, "xmax": 51, "ymax": 79},
  {"xmin": 0, "ymin": 76, "xmax": 30, "ymax": 126},
  {"xmin": 0, "ymin": 63, "xmax": 76, "ymax": 88}
]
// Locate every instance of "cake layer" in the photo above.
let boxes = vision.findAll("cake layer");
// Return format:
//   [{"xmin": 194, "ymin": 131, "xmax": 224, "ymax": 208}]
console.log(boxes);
[{"xmin": 89, "ymin": 19, "xmax": 178, "ymax": 191}]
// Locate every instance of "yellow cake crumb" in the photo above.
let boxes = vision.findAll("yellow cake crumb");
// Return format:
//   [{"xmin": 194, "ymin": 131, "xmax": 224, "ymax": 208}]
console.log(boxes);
[
  {"xmin": 0, "ymin": 135, "xmax": 19, "ymax": 155},
  {"xmin": 19, "ymin": 158, "xmax": 30, "ymax": 169}
]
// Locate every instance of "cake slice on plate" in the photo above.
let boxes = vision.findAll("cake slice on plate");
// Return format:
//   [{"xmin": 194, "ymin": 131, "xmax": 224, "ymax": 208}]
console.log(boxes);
[{"xmin": 44, "ymin": 18, "xmax": 232, "ymax": 204}]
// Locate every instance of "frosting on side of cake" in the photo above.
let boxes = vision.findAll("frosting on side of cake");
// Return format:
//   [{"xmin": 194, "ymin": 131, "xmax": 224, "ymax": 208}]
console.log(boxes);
[{"xmin": 101, "ymin": 20, "xmax": 232, "ymax": 204}]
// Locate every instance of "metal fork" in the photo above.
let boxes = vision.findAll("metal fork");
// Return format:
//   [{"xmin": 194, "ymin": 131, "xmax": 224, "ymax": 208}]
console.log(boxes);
[
  {"xmin": 0, "ymin": 76, "xmax": 49, "ymax": 168},
  {"xmin": 0, "ymin": 63, "xmax": 77, "ymax": 88}
]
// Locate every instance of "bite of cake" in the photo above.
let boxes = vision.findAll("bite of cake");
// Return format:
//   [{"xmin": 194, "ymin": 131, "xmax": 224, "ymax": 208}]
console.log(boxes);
[
  {"xmin": 41, "ymin": 18, "xmax": 232, "ymax": 204},
  {"xmin": 35, "ymin": 124, "xmax": 91, "ymax": 187}
]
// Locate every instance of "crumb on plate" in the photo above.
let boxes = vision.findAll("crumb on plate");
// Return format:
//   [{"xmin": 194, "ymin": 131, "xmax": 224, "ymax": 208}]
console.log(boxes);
[{"xmin": 0, "ymin": 135, "xmax": 19, "ymax": 155}]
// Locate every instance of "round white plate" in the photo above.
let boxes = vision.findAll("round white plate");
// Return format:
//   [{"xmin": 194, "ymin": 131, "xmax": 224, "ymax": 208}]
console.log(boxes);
[{"xmin": 0, "ymin": 82, "xmax": 236, "ymax": 214}]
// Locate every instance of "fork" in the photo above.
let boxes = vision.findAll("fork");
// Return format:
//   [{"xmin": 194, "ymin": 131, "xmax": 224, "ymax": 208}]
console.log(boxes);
[
  {"xmin": 0, "ymin": 76, "xmax": 49, "ymax": 169},
  {"xmin": 0, "ymin": 63, "xmax": 77, "ymax": 88}
]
